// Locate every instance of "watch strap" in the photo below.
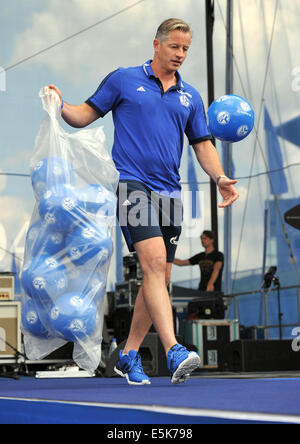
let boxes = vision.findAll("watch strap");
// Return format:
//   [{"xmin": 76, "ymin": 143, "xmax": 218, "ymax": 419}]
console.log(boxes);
[{"xmin": 216, "ymin": 175, "xmax": 227, "ymax": 185}]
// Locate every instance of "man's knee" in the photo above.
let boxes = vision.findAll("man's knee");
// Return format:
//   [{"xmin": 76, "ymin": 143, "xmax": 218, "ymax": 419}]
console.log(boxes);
[{"xmin": 141, "ymin": 254, "xmax": 167, "ymax": 276}]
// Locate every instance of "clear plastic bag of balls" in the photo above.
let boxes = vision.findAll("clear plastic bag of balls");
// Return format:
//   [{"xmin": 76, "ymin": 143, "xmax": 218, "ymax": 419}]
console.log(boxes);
[{"xmin": 21, "ymin": 86, "xmax": 119, "ymax": 374}]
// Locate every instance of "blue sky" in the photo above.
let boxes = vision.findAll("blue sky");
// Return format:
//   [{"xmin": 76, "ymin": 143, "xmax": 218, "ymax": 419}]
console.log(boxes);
[{"xmin": 1, "ymin": 0, "xmax": 300, "ymax": 288}]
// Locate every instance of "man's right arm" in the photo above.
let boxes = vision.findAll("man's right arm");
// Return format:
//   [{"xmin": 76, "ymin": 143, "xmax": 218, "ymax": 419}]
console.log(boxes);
[
  {"xmin": 48, "ymin": 84, "xmax": 100, "ymax": 128},
  {"xmin": 62, "ymin": 102, "xmax": 100, "ymax": 128},
  {"xmin": 173, "ymin": 258, "xmax": 191, "ymax": 266}
]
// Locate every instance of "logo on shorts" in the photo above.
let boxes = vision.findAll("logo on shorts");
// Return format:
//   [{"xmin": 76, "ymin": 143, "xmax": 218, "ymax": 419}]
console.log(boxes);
[{"xmin": 170, "ymin": 236, "xmax": 178, "ymax": 245}]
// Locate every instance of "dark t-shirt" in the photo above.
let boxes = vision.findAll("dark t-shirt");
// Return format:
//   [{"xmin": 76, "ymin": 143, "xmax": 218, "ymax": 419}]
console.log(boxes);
[{"xmin": 189, "ymin": 250, "xmax": 224, "ymax": 291}]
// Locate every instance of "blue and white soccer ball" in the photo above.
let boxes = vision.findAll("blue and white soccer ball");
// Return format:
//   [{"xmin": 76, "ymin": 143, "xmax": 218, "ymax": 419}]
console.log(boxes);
[
  {"xmin": 21, "ymin": 299, "xmax": 49, "ymax": 338},
  {"xmin": 22, "ymin": 255, "xmax": 68, "ymax": 306},
  {"xmin": 49, "ymin": 292, "xmax": 98, "ymax": 342},
  {"xmin": 38, "ymin": 184, "xmax": 83, "ymax": 232},
  {"xmin": 207, "ymin": 94, "xmax": 255, "ymax": 143},
  {"xmin": 65, "ymin": 224, "xmax": 113, "ymax": 266},
  {"xmin": 25, "ymin": 219, "xmax": 65, "ymax": 257}
]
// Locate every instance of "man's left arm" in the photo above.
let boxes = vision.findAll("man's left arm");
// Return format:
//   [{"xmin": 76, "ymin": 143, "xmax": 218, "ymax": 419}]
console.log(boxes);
[{"xmin": 192, "ymin": 140, "xmax": 239, "ymax": 208}]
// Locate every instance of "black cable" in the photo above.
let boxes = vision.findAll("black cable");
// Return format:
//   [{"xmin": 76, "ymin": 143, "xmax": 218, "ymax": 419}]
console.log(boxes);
[
  {"xmin": 0, "ymin": 172, "xmax": 30, "ymax": 177},
  {"xmin": 2, "ymin": 161, "xmax": 300, "ymax": 182},
  {"xmin": 181, "ymin": 161, "xmax": 300, "ymax": 185}
]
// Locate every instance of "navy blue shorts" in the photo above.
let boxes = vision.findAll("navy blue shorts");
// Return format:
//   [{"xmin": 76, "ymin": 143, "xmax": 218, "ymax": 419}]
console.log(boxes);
[{"xmin": 116, "ymin": 180, "xmax": 183, "ymax": 263}]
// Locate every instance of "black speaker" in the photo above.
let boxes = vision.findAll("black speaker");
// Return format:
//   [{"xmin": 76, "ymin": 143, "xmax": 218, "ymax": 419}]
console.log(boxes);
[
  {"xmin": 112, "ymin": 307, "xmax": 134, "ymax": 344},
  {"xmin": 123, "ymin": 252, "xmax": 143, "ymax": 281},
  {"xmin": 105, "ymin": 333, "xmax": 183, "ymax": 377},
  {"xmin": 219, "ymin": 340, "xmax": 300, "ymax": 372},
  {"xmin": 112, "ymin": 306, "xmax": 178, "ymax": 344},
  {"xmin": 187, "ymin": 292, "xmax": 225, "ymax": 320}
]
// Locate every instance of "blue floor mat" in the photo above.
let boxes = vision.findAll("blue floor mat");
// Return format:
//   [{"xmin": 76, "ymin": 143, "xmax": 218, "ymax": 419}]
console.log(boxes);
[{"xmin": 0, "ymin": 376, "xmax": 300, "ymax": 418}]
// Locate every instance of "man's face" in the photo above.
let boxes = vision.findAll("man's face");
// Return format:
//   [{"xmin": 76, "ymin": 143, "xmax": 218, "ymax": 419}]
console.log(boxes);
[
  {"xmin": 154, "ymin": 30, "xmax": 191, "ymax": 73},
  {"xmin": 201, "ymin": 234, "xmax": 214, "ymax": 248}
]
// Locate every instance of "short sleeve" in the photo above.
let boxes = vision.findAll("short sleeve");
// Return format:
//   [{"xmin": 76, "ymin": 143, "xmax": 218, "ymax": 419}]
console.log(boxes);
[
  {"xmin": 85, "ymin": 69, "xmax": 122, "ymax": 117},
  {"xmin": 215, "ymin": 252, "xmax": 224, "ymax": 263},
  {"xmin": 185, "ymin": 91, "xmax": 212, "ymax": 145},
  {"xmin": 189, "ymin": 253, "xmax": 201, "ymax": 265}
]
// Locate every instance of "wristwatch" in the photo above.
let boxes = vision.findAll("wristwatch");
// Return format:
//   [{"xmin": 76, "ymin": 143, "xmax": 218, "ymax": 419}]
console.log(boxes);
[{"xmin": 216, "ymin": 175, "xmax": 227, "ymax": 185}]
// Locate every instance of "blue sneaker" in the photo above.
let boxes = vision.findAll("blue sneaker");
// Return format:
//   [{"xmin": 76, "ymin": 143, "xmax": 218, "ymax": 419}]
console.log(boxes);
[
  {"xmin": 167, "ymin": 343, "xmax": 201, "ymax": 384},
  {"xmin": 114, "ymin": 350, "xmax": 151, "ymax": 385}
]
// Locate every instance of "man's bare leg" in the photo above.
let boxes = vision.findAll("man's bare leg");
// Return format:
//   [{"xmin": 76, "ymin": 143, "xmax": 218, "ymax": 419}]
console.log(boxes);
[
  {"xmin": 122, "ymin": 237, "xmax": 176, "ymax": 355},
  {"xmin": 123, "ymin": 260, "xmax": 173, "ymax": 354},
  {"xmin": 122, "ymin": 285, "xmax": 152, "ymax": 354}
]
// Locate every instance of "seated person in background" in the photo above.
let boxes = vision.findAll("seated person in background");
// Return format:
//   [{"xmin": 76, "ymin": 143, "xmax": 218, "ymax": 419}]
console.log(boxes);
[{"xmin": 174, "ymin": 230, "xmax": 224, "ymax": 292}]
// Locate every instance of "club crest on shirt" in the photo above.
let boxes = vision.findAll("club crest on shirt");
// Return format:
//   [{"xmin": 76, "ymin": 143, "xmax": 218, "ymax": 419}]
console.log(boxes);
[
  {"xmin": 179, "ymin": 95, "xmax": 190, "ymax": 107},
  {"xmin": 178, "ymin": 90, "xmax": 192, "ymax": 108}
]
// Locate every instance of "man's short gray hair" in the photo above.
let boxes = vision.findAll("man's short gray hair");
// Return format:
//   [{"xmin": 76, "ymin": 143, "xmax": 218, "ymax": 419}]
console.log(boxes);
[{"xmin": 155, "ymin": 18, "xmax": 192, "ymax": 42}]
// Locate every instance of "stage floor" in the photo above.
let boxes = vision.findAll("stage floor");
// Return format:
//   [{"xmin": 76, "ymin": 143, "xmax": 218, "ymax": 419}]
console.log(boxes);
[{"xmin": 0, "ymin": 373, "xmax": 300, "ymax": 424}]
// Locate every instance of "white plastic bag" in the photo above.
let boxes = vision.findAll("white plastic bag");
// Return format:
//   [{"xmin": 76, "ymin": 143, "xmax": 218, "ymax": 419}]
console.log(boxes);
[{"xmin": 21, "ymin": 87, "xmax": 119, "ymax": 373}]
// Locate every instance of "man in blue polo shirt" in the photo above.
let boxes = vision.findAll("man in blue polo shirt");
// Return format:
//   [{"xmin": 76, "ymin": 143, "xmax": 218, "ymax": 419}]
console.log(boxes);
[
  {"xmin": 49, "ymin": 18, "xmax": 239, "ymax": 385},
  {"xmin": 85, "ymin": 60, "xmax": 212, "ymax": 195}
]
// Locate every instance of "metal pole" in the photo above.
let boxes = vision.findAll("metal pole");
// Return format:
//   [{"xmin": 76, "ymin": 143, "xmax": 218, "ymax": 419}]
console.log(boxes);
[
  {"xmin": 264, "ymin": 290, "xmax": 269, "ymax": 339},
  {"xmin": 259, "ymin": 206, "xmax": 269, "ymax": 325},
  {"xmin": 224, "ymin": 0, "xmax": 233, "ymax": 295},
  {"xmin": 205, "ymin": 0, "xmax": 219, "ymax": 251},
  {"xmin": 262, "ymin": 206, "xmax": 269, "ymax": 280}
]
